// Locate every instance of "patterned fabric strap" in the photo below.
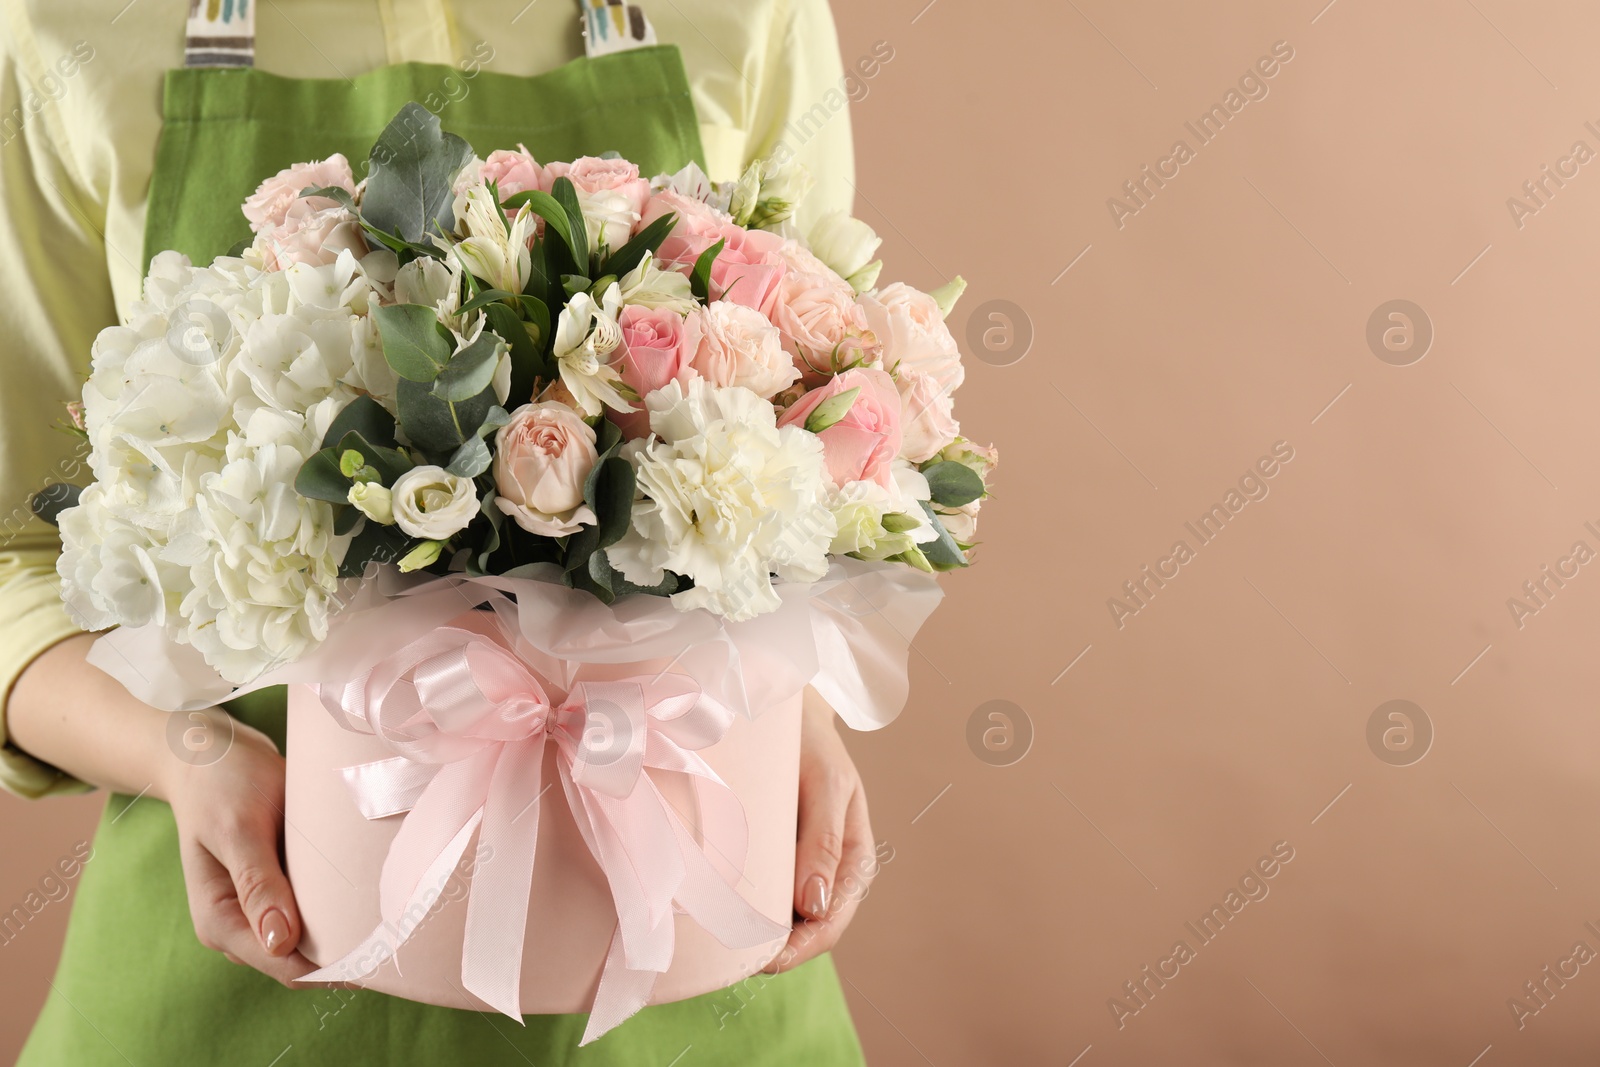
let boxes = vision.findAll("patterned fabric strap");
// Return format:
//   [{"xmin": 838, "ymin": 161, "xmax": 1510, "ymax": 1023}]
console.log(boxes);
[
  {"xmin": 185, "ymin": 0, "xmax": 255, "ymax": 69},
  {"xmin": 581, "ymin": 0, "xmax": 657, "ymax": 57}
]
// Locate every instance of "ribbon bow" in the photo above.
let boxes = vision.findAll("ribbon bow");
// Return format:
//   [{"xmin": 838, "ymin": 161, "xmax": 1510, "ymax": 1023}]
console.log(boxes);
[{"xmin": 299, "ymin": 624, "xmax": 787, "ymax": 1044}]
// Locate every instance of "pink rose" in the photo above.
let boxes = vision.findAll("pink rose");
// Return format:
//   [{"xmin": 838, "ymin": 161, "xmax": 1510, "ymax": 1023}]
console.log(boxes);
[
  {"xmin": 897, "ymin": 370, "xmax": 961, "ymax": 463},
  {"xmin": 773, "ymin": 239, "xmax": 847, "ymax": 285},
  {"xmin": 682, "ymin": 301, "xmax": 798, "ymax": 400},
  {"xmin": 243, "ymin": 154, "xmax": 356, "ymax": 234},
  {"xmin": 777, "ymin": 367, "xmax": 902, "ymax": 489},
  {"xmin": 859, "ymin": 282, "xmax": 964, "ymax": 393},
  {"xmin": 492, "ymin": 402, "xmax": 600, "ymax": 536},
  {"xmin": 659, "ymin": 224, "xmax": 789, "ymax": 313},
  {"xmin": 256, "ymin": 198, "xmax": 367, "ymax": 271},
  {"xmin": 612, "ymin": 305, "xmax": 692, "ymax": 438},
  {"xmin": 768, "ymin": 271, "xmax": 876, "ymax": 382},
  {"xmin": 640, "ymin": 189, "xmax": 733, "ymax": 243},
  {"xmin": 548, "ymin": 156, "xmax": 651, "ymax": 215},
  {"xmin": 480, "ymin": 146, "xmax": 546, "ymax": 199}
]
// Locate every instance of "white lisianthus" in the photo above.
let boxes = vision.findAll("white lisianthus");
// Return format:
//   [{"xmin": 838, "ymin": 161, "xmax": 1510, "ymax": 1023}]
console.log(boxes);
[
  {"xmin": 551, "ymin": 285, "xmax": 637, "ymax": 416},
  {"xmin": 616, "ymin": 251, "xmax": 697, "ymax": 314},
  {"xmin": 809, "ymin": 211, "xmax": 883, "ymax": 294},
  {"xmin": 607, "ymin": 378, "xmax": 835, "ymax": 621},
  {"xmin": 391, "ymin": 466, "xmax": 479, "ymax": 540},
  {"xmin": 453, "ymin": 184, "xmax": 535, "ymax": 293}
]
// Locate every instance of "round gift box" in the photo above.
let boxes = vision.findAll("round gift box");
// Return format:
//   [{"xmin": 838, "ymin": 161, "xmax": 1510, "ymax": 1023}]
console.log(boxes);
[{"xmin": 283, "ymin": 610, "xmax": 801, "ymax": 1014}]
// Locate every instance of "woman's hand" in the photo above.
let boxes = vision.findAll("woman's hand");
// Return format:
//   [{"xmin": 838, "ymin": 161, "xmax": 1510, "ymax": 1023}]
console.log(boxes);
[
  {"xmin": 764, "ymin": 688, "xmax": 880, "ymax": 974},
  {"xmin": 162, "ymin": 708, "xmax": 318, "ymax": 986}
]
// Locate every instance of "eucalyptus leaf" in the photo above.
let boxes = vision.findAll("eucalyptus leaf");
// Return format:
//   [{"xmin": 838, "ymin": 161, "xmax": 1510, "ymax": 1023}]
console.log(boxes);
[
  {"xmin": 432, "ymin": 332, "xmax": 504, "ymax": 402},
  {"xmin": 396, "ymin": 377, "xmax": 499, "ymax": 456},
  {"xmin": 322, "ymin": 395, "xmax": 397, "ymax": 450},
  {"xmin": 922, "ymin": 461, "xmax": 985, "ymax": 508},
  {"xmin": 296, "ymin": 447, "xmax": 354, "ymax": 504},
  {"xmin": 447, "ymin": 436, "xmax": 493, "ymax": 478},
  {"xmin": 334, "ymin": 505, "xmax": 364, "ymax": 536},
  {"xmin": 375, "ymin": 303, "xmax": 453, "ymax": 383},
  {"xmin": 336, "ymin": 431, "xmax": 412, "ymax": 485},
  {"xmin": 918, "ymin": 501, "xmax": 969, "ymax": 571},
  {"xmin": 298, "ymin": 184, "xmax": 356, "ymax": 212},
  {"xmin": 29, "ymin": 483, "xmax": 81, "ymax": 527},
  {"xmin": 362, "ymin": 102, "xmax": 475, "ymax": 243},
  {"xmin": 339, "ymin": 520, "xmax": 414, "ymax": 578}
]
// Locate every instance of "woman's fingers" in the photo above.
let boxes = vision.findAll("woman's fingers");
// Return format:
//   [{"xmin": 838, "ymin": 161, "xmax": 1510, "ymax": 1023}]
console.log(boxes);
[
  {"xmin": 214, "ymin": 807, "xmax": 302, "ymax": 959},
  {"xmin": 178, "ymin": 833, "xmax": 317, "ymax": 987},
  {"xmin": 768, "ymin": 780, "xmax": 878, "ymax": 974},
  {"xmin": 792, "ymin": 749, "xmax": 852, "ymax": 922}
]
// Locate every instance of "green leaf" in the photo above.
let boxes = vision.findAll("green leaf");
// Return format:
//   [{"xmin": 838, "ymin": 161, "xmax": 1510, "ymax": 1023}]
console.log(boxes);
[
  {"xmin": 432, "ymin": 332, "xmax": 504, "ymax": 403},
  {"xmin": 922, "ymin": 461, "xmax": 985, "ymax": 508},
  {"xmin": 917, "ymin": 502, "xmax": 969, "ymax": 571},
  {"xmin": 482, "ymin": 302, "xmax": 546, "ymax": 400},
  {"xmin": 333, "ymin": 505, "xmax": 364, "ymax": 536},
  {"xmin": 339, "ymin": 521, "xmax": 414, "ymax": 578},
  {"xmin": 396, "ymin": 377, "xmax": 499, "ymax": 457},
  {"xmin": 562, "ymin": 274, "xmax": 593, "ymax": 299},
  {"xmin": 458, "ymin": 289, "xmax": 518, "ymax": 315},
  {"xmin": 563, "ymin": 456, "xmax": 636, "ymax": 572},
  {"xmin": 362, "ymin": 103, "xmax": 475, "ymax": 243},
  {"xmin": 322, "ymin": 395, "xmax": 397, "ymax": 450},
  {"xmin": 30, "ymin": 483, "xmax": 81, "ymax": 527},
  {"xmin": 603, "ymin": 211, "xmax": 676, "ymax": 278},
  {"xmin": 803, "ymin": 386, "xmax": 861, "ymax": 434},
  {"xmin": 550, "ymin": 177, "xmax": 590, "ymax": 265},
  {"xmin": 502, "ymin": 189, "xmax": 579, "ymax": 261},
  {"xmin": 690, "ymin": 237, "xmax": 726, "ymax": 302},
  {"xmin": 375, "ymin": 304, "xmax": 454, "ymax": 383},
  {"xmin": 296, "ymin": 448, "xmax": 354, "ymax": 504}
]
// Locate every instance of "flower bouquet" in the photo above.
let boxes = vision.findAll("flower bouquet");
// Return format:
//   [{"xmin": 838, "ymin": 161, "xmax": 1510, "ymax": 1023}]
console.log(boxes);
[{"xmin": 38, "ymin": 103, "xmax": 993, "ymax": 1042}]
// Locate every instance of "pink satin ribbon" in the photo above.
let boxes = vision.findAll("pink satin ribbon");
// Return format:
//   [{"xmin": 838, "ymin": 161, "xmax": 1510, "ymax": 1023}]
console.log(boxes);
[{"xmin": 297, "ymin": 623, "xmax": 788, "ymax": 1044}]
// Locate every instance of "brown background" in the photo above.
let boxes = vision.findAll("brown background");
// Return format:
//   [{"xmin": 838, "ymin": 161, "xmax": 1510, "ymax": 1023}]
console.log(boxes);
[{"xmin": 10, "ymin": 1, "xmax": 1600, "ymax": 1064}]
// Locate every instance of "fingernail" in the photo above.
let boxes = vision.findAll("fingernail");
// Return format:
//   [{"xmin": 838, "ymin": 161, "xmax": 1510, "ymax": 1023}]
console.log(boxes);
[
  {"xmin": 803, "ymin": 875, "xmax": 829, "ymax": 920},
  {"xmin": 261, "ymin": 909, "xmax": 289, "ymax": 954}
]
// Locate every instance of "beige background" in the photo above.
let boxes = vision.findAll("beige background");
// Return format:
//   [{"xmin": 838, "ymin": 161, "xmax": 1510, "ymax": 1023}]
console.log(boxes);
[{"xmin": 10, "ymin": 1, "xmax": 1600, "ymax": 1063}]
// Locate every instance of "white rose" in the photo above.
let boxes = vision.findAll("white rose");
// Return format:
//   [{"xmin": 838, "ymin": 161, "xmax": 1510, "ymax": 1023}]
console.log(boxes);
[
  {"xmin": 391, "ymin": 466, "xmax": 479, "ymax": 540},
  {"xmin": 897, "ymin": 370, "xmax": 961, "ymax": 463},
  {"xmin": 808, "ymin": 211, "xmax": 883, "ymax": 293}
]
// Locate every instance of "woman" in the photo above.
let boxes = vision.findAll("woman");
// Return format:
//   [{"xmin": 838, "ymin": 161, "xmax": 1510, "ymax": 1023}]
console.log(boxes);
[{"xmin": 0, "ymin": 1, "xmax": 875, "ymax": 1062}]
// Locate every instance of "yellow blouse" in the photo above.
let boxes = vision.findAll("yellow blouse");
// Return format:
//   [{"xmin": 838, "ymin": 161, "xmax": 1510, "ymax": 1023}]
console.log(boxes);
[{"xmin": 0, "ymin": 0, "xmax": 855, "ymax": 797}]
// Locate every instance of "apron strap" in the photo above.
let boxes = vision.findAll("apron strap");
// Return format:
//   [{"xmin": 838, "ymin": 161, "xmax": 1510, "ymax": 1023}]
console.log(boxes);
[
  {"xmin": 580, "ymin": 0, "xmax": 657, "ymax": 57},
  {"xmin": 185, "ymin": 0, "xmax": 255, "ymax": 69}
]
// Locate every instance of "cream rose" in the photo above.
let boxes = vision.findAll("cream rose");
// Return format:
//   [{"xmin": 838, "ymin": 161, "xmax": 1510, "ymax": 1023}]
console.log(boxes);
[
  {"xmin": 860, "ymin": 282, "xmax": 965, "ymax": 392},
  {"xmin": 897, "ymin": 370, "xmax": 961, "ymax": 463},
  {"xmin": 682, "ymin": 301, "xmax": 798, "ymax": 400},
  {"xmin": 492, "ymin": 402, "xmax": 599, "ymax": 536},
  {"xmin": 391, "ymin": 466, "xmax": 478, "ymax": 540}
]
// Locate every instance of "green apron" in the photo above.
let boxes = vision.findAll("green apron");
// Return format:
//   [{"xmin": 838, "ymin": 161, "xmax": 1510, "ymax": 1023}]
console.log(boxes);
[{"xmin": 20, "ymin": 24, "xmax": 865, "ymax": 1067}]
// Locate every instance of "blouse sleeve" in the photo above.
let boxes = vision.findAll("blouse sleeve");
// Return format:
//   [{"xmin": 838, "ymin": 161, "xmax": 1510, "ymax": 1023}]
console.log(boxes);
[
  {"xmin": 744, "ymin": 0, "xmax": 857, "ymax": 231},
  {"xmin": 0, "ymin": 29, "xmax": 117, "ymax": 798}
]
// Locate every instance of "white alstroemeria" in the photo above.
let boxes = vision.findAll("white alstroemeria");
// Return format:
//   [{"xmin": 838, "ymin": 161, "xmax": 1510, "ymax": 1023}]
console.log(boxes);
[
  {"xmin": 394, "ymin": 255, "xmax": 460, "ymax": 309},
  {"xmin": 453, "ymin": 184, "xmax": 534, "ymax": 293},
  {"xmin": 650, "ymin": 161, "xmax": 721, "ymax": 206},
  {"xmin": 616, "ymin": 251, "xmax": 697, "ymax": 313},
  {"xmin": 606, "ymin": 379, "xmax": 835, "ymax": 621},
  {"xmin": 809, "ymin": 211, "xmax": 884, "ymax": 294},
  {"xmin": 551, "ymin": 284, "xmax": 637, "ymax": 416}
]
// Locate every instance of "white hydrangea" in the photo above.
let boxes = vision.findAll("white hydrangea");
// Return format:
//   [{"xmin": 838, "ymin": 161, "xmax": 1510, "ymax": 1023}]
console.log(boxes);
[
  {"xmin": 606, "ymin": 378, "xmax": 835, "ymax": 621},
  {"xmin": 58, "ymin": 250, "xmax": 391, "ymax": 683}
]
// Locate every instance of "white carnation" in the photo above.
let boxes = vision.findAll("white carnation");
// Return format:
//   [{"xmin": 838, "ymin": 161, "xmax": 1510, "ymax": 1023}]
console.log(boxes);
[{"xmin": 606, "ymin": 379, "xmax": 834, "ymax": 620}]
